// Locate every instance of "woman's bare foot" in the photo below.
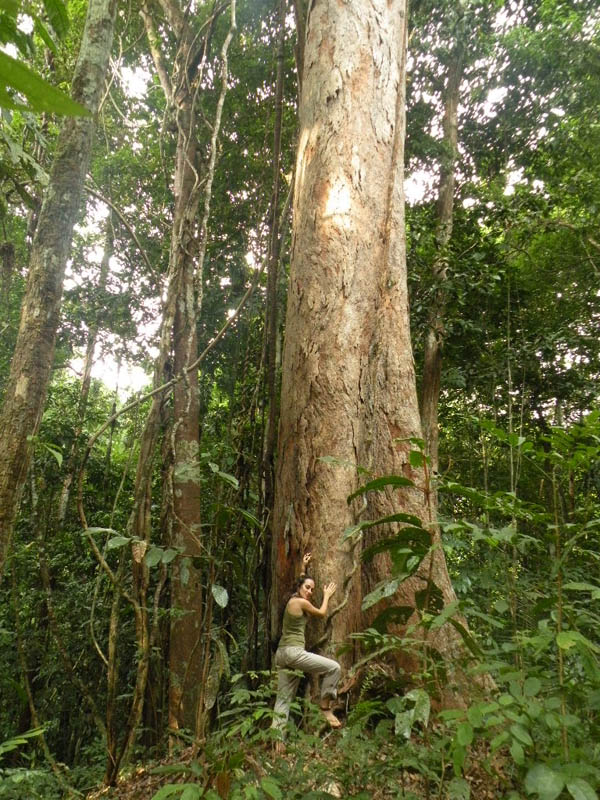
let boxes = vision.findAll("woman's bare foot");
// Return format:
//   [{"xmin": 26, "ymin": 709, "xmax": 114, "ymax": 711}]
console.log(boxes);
[
  {"xmin": 320, "ymin": 707, "xmax": 342, "ymax": 728},
  {"xmin": 273, "ymin": 740, "xmax": 286, "ymax": 754}
]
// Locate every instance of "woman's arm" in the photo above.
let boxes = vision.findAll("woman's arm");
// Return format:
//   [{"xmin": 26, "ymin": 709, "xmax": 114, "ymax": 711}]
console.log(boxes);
[{"xmin": 290, "ymin": 582, "xmax": 337, "ymax": 618}]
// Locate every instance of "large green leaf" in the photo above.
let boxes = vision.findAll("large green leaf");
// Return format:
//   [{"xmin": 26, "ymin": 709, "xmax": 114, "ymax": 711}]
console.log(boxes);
[
  {"xmin": 447, "ymin": 777, "xmax": 470, "ymax": 800},
  {"xmin": 361, "ymin": 527, "xmax": 430, "ymax": 565},
  {"xmin": 145, "ymin": 547, "xmax": 164, "ymax": 568},
  {"xmin": 347, "ymin": 474, "xmax": 415, "ymax": 504},
  {"xmin": 0, "ymin": 0, "xmax": 19, "ymax": 14},
  {"xmin": 566, "ymin": 779, "xmax": 598, "ymax": 800},
  {"xmin": 556, "ymin": 630, "xmax": 600, "ymax": 654},
  {"xmin": 0, "ymin": 50, "xmax": 89, "ymax": 115},
  {"xmin": 42, "ymin": 0, "xmax": 69, "ymax": 39},
  {"xmin": 341, "ymin": 512, "xmax": 425, "ymax": 543},
  {"xmin": 524, "ymin": 764, "xmax": 565, "ymax": 800},
  {"xmin": 361, "ymin": 576, "xmax": 405, "ymax": 611},
  {"xmin": 0, "ymin": 727, "xmax": 45, "ymax": 758},
  {"xmin": 33, "ymin": 15, "xmax": 58, "ymax": 55}
]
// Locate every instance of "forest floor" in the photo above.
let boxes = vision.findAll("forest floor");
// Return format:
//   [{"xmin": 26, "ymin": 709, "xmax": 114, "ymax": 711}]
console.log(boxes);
[{"xmin": 84, "ymin": 737, "xmax": 506, "ymax": 800}]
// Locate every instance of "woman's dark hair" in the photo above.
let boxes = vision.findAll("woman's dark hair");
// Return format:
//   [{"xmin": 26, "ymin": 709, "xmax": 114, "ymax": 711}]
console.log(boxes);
[
  {"xmin": 292, "ymin": 572, "xmax": 312, "ymax": 594},
  {"xmin": 282, "ymin": 573, "xmax": 313, "ymax": 606}
]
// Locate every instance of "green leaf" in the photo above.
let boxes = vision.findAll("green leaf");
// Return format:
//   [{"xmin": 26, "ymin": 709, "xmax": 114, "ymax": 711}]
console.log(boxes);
[
  {"xmin": 42, "ymin": 442, "xmax": 63, "ymax": 467},
  {"xmin": 557, "ymin": 631, "xmax": 600, "ymax": 654},
  {"xmin": 447, "ymin": 777, "xmax": 470, "ymax": 800},
  {"xmin": 370, "ymin": 605, "xmax": 415, "ymax": 631},
  {"xmin": 498, "ymin": 694, "xmax": 514, "ymax": 706},
  {"xmin": 0, "ymin": 50, "xmax": 90, "ymax": 115},
  {"xmin": 467, "ymin": 705, "xmax": 483, "ymax": 728},
  {"xmin": 0, "ymin": 83, "xmax": 29, "ymax": 111},
  {"xmin": 145, "ymin": 547, "xmax": 163, "ymax": 568},
  {"xmin": 563, "ymin": 582, "xmax": 600, "ymax": 594},
  {"xmin": 234, "ymin": 508, "xmax": 262, "ymax": 529},
  {"xmin": 452, "ymin": 743, "xmax": 466, "ymax": 776},
  {"xmin": 510, "ymin": 740, "xmax": 525, "ymax": 765},
  {"xmin": 406, "ymin": 688, "xmax": 430, "ymax": 728},
  {"xmin": 151, "ymin": 785, "xmax": 188, "ymax": 799},
  {"xmin": 490, "ymin": 731, "xmax": 510, "ymax": 751},
  {"xmin": 509, "ymin": 723, "xmax": 533, "ymax": 747},
  {"xmin": 42, "ymin": 0, "xmax": 69, "ymax": 39},
  {"xmin": 456, "ymin": 722, "xmax": 474, "ymax": 746},
  {"xmin": 523, "ymin": 677, "xmax": 541, "ymax": 697},
  {"xmin": 361, "ymin": 528, "xmax": 430, "ymax": 568},
  {"xmin": 0, "ymin": 727, "xmax": 45, "ymax": 757},
  {"xmin": 394, "ymin": 709, "xmax": 413, "ymax": 738},
  {"xmin": 33, "ymin": 16, "xmax": 58, "ymax": 55},
  {"xmin": 524, "ymin": 764, "xmax": 565, "ymax": 800},
  {"xmin": 347, "ymin": 474, "xmax": 414, "ymax": 504},
  {"xmin": 180, "ymin": 786, "xmax": 201, "ymax": 800},
  {"xmin": 361, "ymin": 577, "xmax": 403, "ymax": 611},
  {"xmin": 341, "ymin": 512, "xmax": 424, "ymax": 542},
  {"xmin": 107, "ymin": 535, "xmax": 130, "ymax": 550},
  {"xmin": 162, "ymin": 548, "xmax": 178, "ymax": 564},
  {"xmin": 215, "ymin": 470, "xmax": 239, "ymax": 489},
  {"xmin": 409, "ymin": 449, "xmax": 425, "ymax": 468},
  {"xmin": 429, "ymin": 599, "xmax": 460, "ymax": 631},
  {"xmin": 211, "ymin": 584, "xmax": 229, "ymax": 608},
  {"xmin": 0, "ymin": 1, "xmax": 19, "ymax": 16},
  {"xmin": 448, "ymin": 618, "xmax": 483, "ymax": 656},
  {"xmin": 566, "ymin": 779, "xmax": 598, "ymax": 800},
  {"xmin": 260, "ymin": 776, "xmax": 283, "ymax": 800}
]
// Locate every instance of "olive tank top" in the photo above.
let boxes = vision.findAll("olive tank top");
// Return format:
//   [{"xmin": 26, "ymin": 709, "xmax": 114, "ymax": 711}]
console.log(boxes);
[{"xmin": 279, "ymin": 606, "xmax": 307, "ymax": 648}]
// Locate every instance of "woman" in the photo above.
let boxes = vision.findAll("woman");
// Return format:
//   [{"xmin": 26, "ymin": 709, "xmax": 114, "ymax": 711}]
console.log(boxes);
[{"xmin": 272, "ymin": 553, "xmax": 342, "ymax": 733}]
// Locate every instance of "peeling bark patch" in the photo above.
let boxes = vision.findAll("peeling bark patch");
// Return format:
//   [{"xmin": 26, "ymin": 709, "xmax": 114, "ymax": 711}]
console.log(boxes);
[{"xmin": 14, "ymin": 375, "xmax": 28, "ymax": 399}]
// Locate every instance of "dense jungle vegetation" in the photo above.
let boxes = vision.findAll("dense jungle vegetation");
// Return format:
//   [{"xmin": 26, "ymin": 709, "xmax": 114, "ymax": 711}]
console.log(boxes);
[{"xmin": 0, "ymin": 0, "xmax": 599, "ymax": 798}]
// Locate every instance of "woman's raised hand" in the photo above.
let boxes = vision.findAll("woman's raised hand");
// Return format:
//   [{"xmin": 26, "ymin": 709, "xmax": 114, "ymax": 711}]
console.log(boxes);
[
  {"xmin": 302, "ymin": 552, "xmax": 312, "ymax": 568},
  {"xmin": 323, "ymin": 582, "xmax": 337, "ymax": 597}
]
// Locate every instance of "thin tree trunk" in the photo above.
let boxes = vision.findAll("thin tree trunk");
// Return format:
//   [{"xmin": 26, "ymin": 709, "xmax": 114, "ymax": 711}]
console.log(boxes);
[
  {"xmin": 139, "ymin": 0, "xmax": 236, "ymax": 737},
  {"xmin": 167, "ymin": 97, "xmax": 204, "ymax": 733},
  {"xmin": 420, "ymin": 38, "xmax": 464, "ymax": 476},
  {"xmin": 57, "ymin": 213, "xmax": 115, "ymax": 526},
  {"xmin": 1, "ymin": 241, "xmax": 14, "ymax": 315},
  {"xmin": 260, "ymin": 0, "xmax": 287, "ymax": 664},
  {"xmin": 262, "ymin": 0, "xmax": 286, "ymax": 526},
  {"xmin": 0, "ymin": 0, "xmax": 118, "ymax": 579}
]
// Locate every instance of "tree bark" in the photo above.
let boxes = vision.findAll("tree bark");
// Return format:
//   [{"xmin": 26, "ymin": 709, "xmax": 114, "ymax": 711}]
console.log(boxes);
[
  {"xmin": 420, "ymin": 39, "xmax": 464, "ymax": 475},
  {"xmin": 0, "ymin": 0, "xmax": 118, "ymax": 580},
  {"xmin": 167, "ymin": 99, "xmax": 204, "ymax": 734},
  {"xmin": 139, "ymin": 0, "xmax": 235, "ymax": 736},
  {"xmin": 271, "ymin": 0, "xmax": 465, "ymax": 681}
]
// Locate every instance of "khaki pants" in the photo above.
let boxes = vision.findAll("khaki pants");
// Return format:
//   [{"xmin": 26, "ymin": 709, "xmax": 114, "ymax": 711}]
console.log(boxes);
[{"xmin": 271, "ymin": 646, "xmax": 341, "ymax": 731}]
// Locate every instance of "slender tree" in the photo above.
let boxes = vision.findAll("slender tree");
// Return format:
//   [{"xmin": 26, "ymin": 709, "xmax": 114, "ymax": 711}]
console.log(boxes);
[{"xmin": 0, "ymin": 0, "xmax": 118, "ymax": 580}]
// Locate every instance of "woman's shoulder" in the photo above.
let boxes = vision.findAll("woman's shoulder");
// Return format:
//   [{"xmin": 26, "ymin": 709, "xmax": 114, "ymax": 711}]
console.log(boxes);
[{"xmin": 285, "ymin": 597, "xmax": 305, "ymax": 617}]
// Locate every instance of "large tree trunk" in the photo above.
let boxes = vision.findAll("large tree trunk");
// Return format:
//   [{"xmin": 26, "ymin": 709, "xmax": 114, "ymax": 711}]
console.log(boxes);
[
  {"xmin": 0, "ymin": 0, "xmax": 117, "ymax": 580},
  {"xmin": 271, "ymin": 0, "xmax": 464, "ymax": 680}
]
